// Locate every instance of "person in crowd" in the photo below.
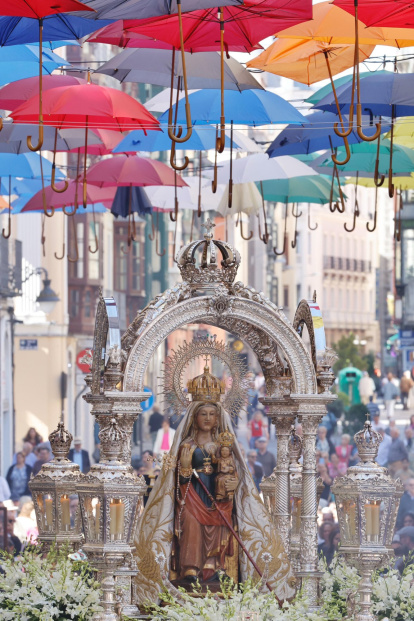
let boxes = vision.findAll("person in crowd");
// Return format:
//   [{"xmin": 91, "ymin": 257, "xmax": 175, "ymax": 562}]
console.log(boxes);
[
  {"xmin": 403, "ymin": 512, "xmax": 414, "ymax": 528},
  {"xmin": 396, "ymin": 478, "xmax": 414, "ymax": 528},
  {"xmin": 247, "ymin": 410, "xmax": 268, "ymax": 449},
  {"xmin": 92, "ymin": 443, "xmax": 100, "ymax": 464},
  {"xmin": 148, "ymin": 405, "xmax": 164, "ymax": 446},
  {"xmin": 246, "ymin": 450, "xmax": 264, "ymax": 491},
  {"xmin": 317, "ymin": 462, "xmax": 333, "ymax": 508},
  {"xmin": 403, "ymin": 427, "xmax": 414, "ymax": 451},
  {"xmin": 394, "ymin": 458, "xmax": 414, "ymax": 484},
  {"xmin": 68, "ymin": 438, "xmax": 91, "ymax": 474},
  {"xmin": 254, "ymin": 437, "xmax": 276, "ymax": 477},
  {"xmin": 320, "ymin": 526, "xmax": 341, "ymax": 567},
  {"xmin": 321, "ymin": 409, "xmax": 338, "ymax": 440},
  {"xmin": 153, "ymin": 417, "xmax": 175, "ymax": 457},
  {"xmin": 358, "ymin": 371, "xmax": 376, "ymax": 405},
  {"xmin": 69, "ymin": 495, "xmax": 79, "ymax": 528},
  {"xmin": 6, "ymin": 452, "xmax": 32, "ymax": 501},
  {"xmin": 0, "ymin": 475, "xmax": 10, "ymax": 503},
  {"xmin": 395, "ymin": 526, "xmax": 414, "ymax": 574},
  {"xmin": 366, "ymin": 395, "xmax": 380, "ymax": 420},
  {"xmin": 383, "ymin": 373, "xmax": 399, "ymax": 419},
  {"xmin": 370, "ymin": 412, "xmax": 382, "ymax": 432},
  {"xmin": 376, "ymin": 428, "xmax": 392, "ymax": 467},
  {"xmin": 254, "ymin": 371, "xmax": 265, "ymax": 392},
  {"xmin": 316, "ymin": 426, "xmax": 335, "ymax": 462},
  {"xmin": 335, "ymin": 434, "xmax": 353, "ymax": 468},
  {"xmin": 22, "ymin": 427, "xmax": 43, "ymax": 448},
  {"xmin": 388, "ymin": 428, "xmax": 409, "ymax": 476},
  {"xmin": 246, "ymin": 373, "xmax": 259, "ymax": 422},
  {"xmin": 410, "ymin": 415, "xmax": 414, "ymax": 431},
  {"xmin": 11, "ymin": 442, "xmax": 37, "ymax": 469},
  {"xmin": 6, "ymin": 511, "xmax": 22, "ymax": 557},
  {"xmin": 318, "ymin": 521, "xmax": 334, "ymax": 548},
  {"xmin": 321, "ymin": 508, "xmax": 335, "ymax": 524},
  {"xmin": 328, "ymin": 452, "xmax": 347, "ymax": 479},
  {"xmin": 400, "ymin": 371, "xmax": 414, "ymax": 411},
  {"xmin": 32, "ymin": 446, "xmax": 51, "ymax": 476},
  {"xmin": 386, "ymin": 419, "xmax": 397, "ymax": 437},
  {"xmin": 14, "ymin": 497, "xmax": 37, "ymax": 544}
]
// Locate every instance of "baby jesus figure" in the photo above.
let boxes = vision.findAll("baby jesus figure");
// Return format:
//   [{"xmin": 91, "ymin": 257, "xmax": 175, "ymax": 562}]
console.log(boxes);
[{"xmin": 215, "ymin": 440, "xmax": 238, "ymax": 502}]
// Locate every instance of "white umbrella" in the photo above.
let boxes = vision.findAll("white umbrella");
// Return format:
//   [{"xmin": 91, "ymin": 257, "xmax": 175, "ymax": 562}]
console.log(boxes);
[
  {"xmin": 146, "ymin": 176, "xmax": 224, "ymax": 212},
  {"xmin": 145, "ymin": 88, "xmax": 198, "ymax": 113},
  {"xmin": 209, "ymin": 153, "xmax": 318, "ymax": 184},
  {"xmin": 217, "ymin": 182, "xmax": 262, "ymax": 216}
]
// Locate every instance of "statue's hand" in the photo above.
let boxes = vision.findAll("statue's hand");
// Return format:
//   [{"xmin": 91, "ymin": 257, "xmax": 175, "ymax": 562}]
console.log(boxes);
[
  {"xmin": 224, "ymin": 477, "xmax": 238, "ymax": 492},
  {"xmin": 180, "ymin": 446, "xmax": 192, "ymax": 470}
]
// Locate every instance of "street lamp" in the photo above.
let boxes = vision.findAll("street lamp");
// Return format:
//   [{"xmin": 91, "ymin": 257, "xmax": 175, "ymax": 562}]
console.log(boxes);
[{"xmin": 23, "ymin": 267, "xmax": 60, "ymax": 315}]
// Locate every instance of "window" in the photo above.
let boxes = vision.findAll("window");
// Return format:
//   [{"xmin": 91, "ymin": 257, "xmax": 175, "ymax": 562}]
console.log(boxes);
[
  {"xmin": 70, "ymin": 289, "xmax": 80, "ymax": 317},
  {"xmin": 84, "ymin": 290, "xmax": 92, "ymax": 318},
  {"xmin": 113, "ymin": 223, "xmax": 144, "ymax": 293},
  {"xmin": 75, "ymin": 223, "xmax": 84, "ymax": 279},
  {"xmin": 115, "ymin": 239, "xmax": 128, "ymax": 291},
  {"xmin": 88, "ymin": 222, "xmax": 100, "ymax": 280},
  {"xmin": 132, "ymin": 242, "xmax": 141, "ymax": 291}
]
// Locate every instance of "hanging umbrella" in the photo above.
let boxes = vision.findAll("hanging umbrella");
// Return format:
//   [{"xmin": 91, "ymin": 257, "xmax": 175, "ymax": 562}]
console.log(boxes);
[
  {"xmin": 77, "ymin": 0, "xmax": 244, "ymax": 19},
  {"xmin": 112, "ymin": 125, "xmax": 261, "ymax": 153},
  {"xmin": 384, "ymin": 117, "xmax": 414, "ymax": 148},
  {"xmin": 0, "ymin": 15, "xmax": 112, "ymax": 47},
  {"xmin": 111, "ymin": 186, "xmax": 152, "ymax": 218},
  {"xmin": 145, "ymin": 176, "xmax": 223, "ymax": 211},
  {"xmin": 305, "ymin": 70, "xmax": 391, "ymax": 105},
  {"xmin": 71, "ymin": 128, "xmax": 126, "ymax": 155},
  {"xmin": 318, "ymin": 139, "xmax": 414, "ymax": 174},
  {"xmin": 0, "ymin": 0, "xmax": 95, "ymax": 152},
  {"xmin": 13, "ymin": 198, "xmax": 109, "ymax": 214},
  {"xmin": 266, "ymin": 111, "xmax": 389, "ymax": 157},
  {"xmin": 217, "ymin": 182, "xmax": 262, "ymax": 216},
  {"xmin": 0, "ymin": 45, "xmax": 69, "ymax": 88},
  {"xmin": 0, "ymin": 74, "xmax": 86, "ymax": 111},
  {"xmin": 333, "ymin": 0, "xmax": 414, "ymax": 28},
  {"xmin": 95, "ymin": 48, "xmax": 262, "ymax": 91},
  {"xmin": 10, "ymin": 80, "xmax": 160, "ymax": 220},
  {"xmin": 19, "ymin": 181, "xmax": 116, "ymax": 213},
  {"xmin": 0, "ymin": 123, "xmax": 104, "ymax": 154},
  {"xmin": 258, "ymin": 175, "xmax": 343, "ymax": 204},
  {"xmin": 85, "ymin": 155, "xmax": 188, "ymax": 188},
  {"xmin": 211, "ymin": 153, "xmax": 317, "ymax": 185}
]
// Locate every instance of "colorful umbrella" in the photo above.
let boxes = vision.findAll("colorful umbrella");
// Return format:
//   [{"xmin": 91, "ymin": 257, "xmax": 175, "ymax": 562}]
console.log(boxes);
[
  {"xmin": 0, "ymin": 74, "xmax": 86, "ymax": 111},
  {"xmin": 0, "ymin": 121, "xmax": 104, "ymax": 154},
  {"xmin": 0, "ymin": 15, "xmax": 112, "ymax": 46},
  {"xmin": 111, "ymin": 186, "xmax": 152, "ymax": 218},
  {"xmin": 333, "ymin": 0, "xmax": 414, "ymax": 28},
  {"xmin": 0, "ymin": 45, "xmax": 69, "ymax": 88},
  {"xmin": 19, "ymin": 181, "xmax": 116, "ymax": 213},
  {"xmin": 258, "ymin": 175, "xmax": 343, "ymax": 204},
  {"xmin": 77, "ymin": 0, "xmax": 244, "ymax": 19},
  {"xmin": 95, "ymin": 48, "xmax": 262, "ymax": 91},
  {"xmin": 85, "ymin": 155, "xmax": 188, "ymax": 188},
  {"xmin": 211, "ymin": 153, "xmax": 317, "ymax": 185},
  {"xmin": 1, "ymin": 0, "xmax": 95, "ymax": 152}
]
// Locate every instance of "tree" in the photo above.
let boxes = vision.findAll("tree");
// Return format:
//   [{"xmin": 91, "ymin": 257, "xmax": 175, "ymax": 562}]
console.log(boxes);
[{"xmin": 332, "ymin": 333, "xmax": 368, "ymax": 374}]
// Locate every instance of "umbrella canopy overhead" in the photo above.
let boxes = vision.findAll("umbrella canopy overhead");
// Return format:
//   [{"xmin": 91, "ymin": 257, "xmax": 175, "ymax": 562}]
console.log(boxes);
[
  {"xmin": 384, "ymin": 116, "xmax": 414, "ymax": 147},
  {"xmin": 0, "ymin": 75, "xmax": 86, "ymax": 111},
  {"xmin": 77, "ymin": 0, "xmax": 244, "ymax": 19},
  {"xmin": 0, "ymin": 121, "xmax": 104, "ymax": 154},
  {"xmin": 277, "ymin": 1, "xmax": 414, "ymax": 47},
  {"xmin": 0, "ymin": 45, "xmax": 69, "ymax": 86},
  {"xmin": 217, "ymin": 182, "xmax": 263, "ymax": 216},
  {"xmin": 247, "ymin": 38, "xmax": 374, "ymax": 86},
  {"xmin": 85, "ymin": 155, "xmax": 188, "ymax": 187},
  {"xmin": 0, "ymin": 15, "xmax": 113, "ymax": 46},
  {"xmin": 19, "ymin": 180, "xmax": 116, "ymax": 211},
  {"xmin": 259, "ymin": 175, "xmax": 343, "ymax": 204},
  {"xmin": 145, "ymin": 176, "xmax": 223, "ymax": 211},
  {"xmin": 0, "ymin": 152, "xmax": 65, "ymax": 178},
  {"xmin": 95, "ymin": 49, "xmax": 262, "ymax": 91},
  {"xmin": 305, "ymin": 70, "xmax": 391, "ymax": 105},
  {"xmin": 333, "ymin": 0, "xmax": 414, "ymax": 28},
  {"xmin": 2, "ymin": 0, "xmax": 94, "ymax": 18},
  {"xmin": 158, "ymin": 89, "xmax": 306, "ymax": 126},
  {"xmin": 314, "ymin": 72, "xmax": 414, "ymax": 118},
  {"xmin": 318, "ymin": 139, "xmax": 414, "ymax": 173},
  {"xmin": 113, "ymin": 125, "xmax": 261, "ymax": 153},
  {"xmin": 111, "ymin": 186, "xmax": 152, "ymax": 217},
  {"xmin": 267, "ymin": 111, "xmax": 388, "ymax": 157},
  {"xmin": 10, "ymin": 82, "xmax": 161, "ymax": 131},
  {"xmin": 211, "ymin": 153, "xmax": 318, "ymax": 184}
]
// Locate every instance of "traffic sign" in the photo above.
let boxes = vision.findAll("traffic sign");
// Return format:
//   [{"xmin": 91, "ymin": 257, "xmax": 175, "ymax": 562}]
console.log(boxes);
[
  {"xmin": 76, "ymin": 349, "xmax": 92, "ymax": 374},
  {"xmin": 141, "ymin": 387, "xmax": 154, "ymax": 412}
]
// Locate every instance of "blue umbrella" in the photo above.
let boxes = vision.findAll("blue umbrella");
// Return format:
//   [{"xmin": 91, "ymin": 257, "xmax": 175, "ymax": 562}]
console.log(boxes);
[
  {"xmin": 111, "ymin": 186, "xmax": 152, "ymax": 218},
  {"xmin": 77, "ymin": 0, "xmax": 241, "ymax": 19},
  {"xmin": 314, "ymin": 72, "xmax": 414, "ymax": 119},
  {"xmin": 0, "ymin": 153, "xmax": 65, "ymax": 179},
  {"xmin": 0, "ymin": 45, "xmax": 69, "ymax": 86},
  {"xmin": 114, "ymin": 125, "xmax": 250, "ymax": 153},
  {"xmin": 0, "ymin": 16, "xmax": 113, "ymax": 46},
  {"xmin": 158, "ymin": 89, "xmax": 306, "ymax": 126},
  {"xmin": 267, "ymin": 111, "xmax": 390, "ymax": 158},
  {"xmin": 306, "ymin": 70, "xmax": 392, "ymax": 105},
  {"xmin": 11, "ymin": 197, "xmax": 108, "ymax": 214}
]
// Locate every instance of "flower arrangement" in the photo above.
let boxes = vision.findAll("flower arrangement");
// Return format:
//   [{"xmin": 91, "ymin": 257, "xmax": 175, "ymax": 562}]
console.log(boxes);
[{"xmin": 0, "ymin": 544, "xmax": 102, "ymax": 620}]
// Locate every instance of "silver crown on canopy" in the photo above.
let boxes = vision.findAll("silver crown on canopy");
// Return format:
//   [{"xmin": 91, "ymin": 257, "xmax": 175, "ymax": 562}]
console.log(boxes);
[
  {"xmin": 176, "ymin": 218, "xmax": 241, "ymax": 291},
  {"xmin": 354, "ymin": 419, "xmax": 382, "ymax": 463}
]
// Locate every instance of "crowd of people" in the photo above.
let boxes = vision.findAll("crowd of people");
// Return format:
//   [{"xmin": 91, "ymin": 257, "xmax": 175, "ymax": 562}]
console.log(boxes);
[{"xmin": 3, "ymin": 366, "xmax": 414, "ymax": 576}]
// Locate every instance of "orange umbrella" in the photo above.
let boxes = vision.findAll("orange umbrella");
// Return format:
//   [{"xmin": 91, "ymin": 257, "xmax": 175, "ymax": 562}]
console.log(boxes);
[
  {"xmin": 274, "ymin": 1, "xmax": 414, "ymax": 144},
  {"xmin": 247, "ymin": 38, "xmax": 374, "ymax": 165}
]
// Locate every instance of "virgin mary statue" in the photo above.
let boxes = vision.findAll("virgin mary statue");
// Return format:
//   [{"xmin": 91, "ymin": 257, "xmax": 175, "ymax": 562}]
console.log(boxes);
[{"xmin": 133, "ymin": 363, "xmax": 296, "ymax": 605}]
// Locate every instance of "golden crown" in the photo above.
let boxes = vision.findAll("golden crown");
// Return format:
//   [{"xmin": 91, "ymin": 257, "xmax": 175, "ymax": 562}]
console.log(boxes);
[
  {"xmin": 218, "ymin": 430, "xmax": 234, "ymax": 448},
  {"xmin": 187, "ymin": 364, "xmax": 225, "ymax": 403}
]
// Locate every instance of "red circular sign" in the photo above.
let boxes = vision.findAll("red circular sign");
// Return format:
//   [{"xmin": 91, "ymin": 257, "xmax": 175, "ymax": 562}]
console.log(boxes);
[{"xmin": 76, "ymin": 349, "xmax": 92, "ymax": 374}]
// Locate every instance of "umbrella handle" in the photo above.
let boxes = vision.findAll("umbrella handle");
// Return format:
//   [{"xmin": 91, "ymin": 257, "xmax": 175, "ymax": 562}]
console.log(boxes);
[
  {"xmin": 156, "ymin": 234, "xmax": 166, "ymax": 257},
  {"xmin": 68, "ymin": 214, "xmax": 79, "ymax": 263},
  {"xmin": 216, "ymin": 7, "xmax": 226, "ymax": 154},
  {"xmin": 344, "ymin": 200, "xmax": 359, "ymax": 233},
  {"xmin": 89, "ymin": 233, "xmax": 99, "ymax": 254},
  {"xmin": 334, "ymin": 104, "xmax": 354, "ymax": 138},
  {"xmin": 212, "ymin": 127, "xmax": 219, "ymax": 193},
  {"xmin": 227, "ymin": 122, "xmax": 233, "ymax": 208},
  {"xmin": 292, "ymin": 202, "xmax": 302, "ymax": 218},
  {"xmin": 394, "ymin": 190, "xmax": 403, "ymax": 241},
  {"xmin": 2, "ymin": 178, "xmax": 11, "ymax": 239},
  {"xmin": 273, "ymin": 202, "xmax": 288, "ymax": 255},
  {"xmin": 170, "ymin": 132, "xmax": 189, "ymax": 171},
  {"xmin": 239, "ymin": 217, "xmax": 253, "ymax": 241},
  {"xmin": 356, "ymin": 104, "xmax": 381, "ymax": 142},
  {"xmin": 54, "ymin": 243, "xmax": 66, "ymax": 260},
  {"xmin": 367, "ymin": 185, "xmax": 378, "ymax": 233},
  {"xmin": 27, "ymin": 18, "xmax": 44, "ymax": 151},
  {"xmin": 51, "ymin": 165, "xmax": 69, "ymax": 194},
  {"xmin": 331, "ymin": 136, "xmax": 351, "ymax": 166},
  {"xmin": 291, "ymin": 208, "xmax": 299, "ymax": 248},
  {"xmin": 170, "ymin": 195, "xmax": 179, "ymax": 222},
  {"xmin": 308, "ymin": 204, "xmax": 318, "ymax": 231},
  {"xmin": 388, "ymin": 109, "xmax": 394, "ymax": 198},
  {"xmin": 216, "ymin": 119, "xmax": 225, "ymax": 154},
  {"xmin": 259, "ymin": 182, "xmax": 270, "ymax": 244},
  {"xmin": 0, "ymin": 117, "xmax": 3, "ymax": 132},
  {"xmin": 27, "ymin": 123, "xmax": 44, "ymax": 153}
]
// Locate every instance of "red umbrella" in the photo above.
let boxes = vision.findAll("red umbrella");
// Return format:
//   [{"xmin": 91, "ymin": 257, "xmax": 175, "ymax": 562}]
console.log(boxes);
[
  {"xmin": 0, "ymin": 75, "xmax": 86, "ymax": 111},
  {"xmin": 2, "ymin": 0, "xmax": 95, "ymax": 152},
  {"xmin": 333, "ymin": 0, "xmax": 414, "ymax": 28},
  {"xmin": 85, "ymin": 155, "xmax": 188, "ymax": 188},
  {"xmin": 20, "ymin": 180, "xmax": 116, "ymax": 213},
  {"xmin": 70, "ymin": 128, "xmax": 126, "ymax": 155},
  {"xmin": 100, "ymin": 1, "xmax": 312, "ymax": 151}
]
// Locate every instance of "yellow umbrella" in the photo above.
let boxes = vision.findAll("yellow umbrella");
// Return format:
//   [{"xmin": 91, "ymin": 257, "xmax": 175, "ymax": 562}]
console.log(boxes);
[
  {"xmin": 384, "ymin": 117, "xmax": 414, "ymax": 148},
  {"xmin": 346, "ymin": 175, "xmax": 414, "ymax": 189}
]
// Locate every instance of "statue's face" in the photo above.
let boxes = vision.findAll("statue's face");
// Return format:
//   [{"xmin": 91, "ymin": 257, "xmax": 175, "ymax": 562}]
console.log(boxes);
[{"xmin": 196, "ymin": 405, "xmax": 218, "ymax": 432}]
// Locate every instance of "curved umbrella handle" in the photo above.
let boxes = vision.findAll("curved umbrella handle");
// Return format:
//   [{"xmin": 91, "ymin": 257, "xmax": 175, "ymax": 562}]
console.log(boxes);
[
  {"xmin": 27, "ymin": 124, "xmax": 44, "ymax": 152},
  {"xmin": 308, "ymin": 204, "xmax": 318, "ymax": 231},
  {"xmin": 292, "ymin": 202, "xmax": 302, "ymax": 218},
  {"xmin": 344, "ymin": 199, "xmax": 359, "ymax": 233},
  {"xmin": 239, "ymin": 217, "xmax": 253, "ymax": 241},
  {"xmin": 334, "ymin": 104, "xmax": 354, "ymax": 138},
  {"xmin": 331, "ymin": 136, "xmax": 351, "ymax": 166},
  {"xmin": 395, "ymin": 191, "xmax": 403, "ymax": 241},
  {"xmin": 51, "ymin": 164, "xmax": 69, "ymax": 194},
  {"xmin": 274, "ymin": 202, "xmax": 288, "ymax": 256},
  {"xmin": 356, "ymin": 104, "xmax": 381, "ymax": 142},
  {"xmin": 388, "ymin": 108, "xmax": 395, "ymax": 198},
  {"xmin": 54, "ymin": 242, "xmax": 66, "ymax": 260},
  {"xmin": 170, "ymin": 133, "xmax": 189, "ymax": 171},
  {"xmin": 88, "ymin": 233, "xmax": 99, "ymax": 254},
  {"xmin": 156, "ymin": 234, "xmax": 166, "ymax": 257},
  {"xmin": 367, "ymin": 186, "xmax": 378, "ymax": 233},
  {"xmin": 170, "ymin": 194, "xmax": 179, "ymax": 222}
]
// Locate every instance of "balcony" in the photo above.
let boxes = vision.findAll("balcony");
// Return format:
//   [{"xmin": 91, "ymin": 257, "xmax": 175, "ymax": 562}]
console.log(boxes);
[
  {"xmin": 0, "ymin": 238, "xmax": 22, "ymax": 298},
  {"xmin": 323, "ymin": 255, "xmax": 372, "ymax": 274}
]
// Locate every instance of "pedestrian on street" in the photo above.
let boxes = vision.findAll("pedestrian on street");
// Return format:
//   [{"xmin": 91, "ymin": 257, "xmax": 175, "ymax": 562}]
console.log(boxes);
[
  {"xmin": 396, "ymin": 479, "xmax": 414, "ymax": 528},
  {"xmin": 247, "ymin": 410, "xmax": 268, "ymax": 449},
  {"xmin": 153, "ymin": 417, "xmax": 175, "ymax": 458},
  {"xmin": 376, "ymin": 428, "xmax": 392, "ymax": 467},
  {"xmin": 400, "ymin": 371, "xmax": 414, "ymax": 411},
  {"xmin": 22, "ymin": 427, "xmax": 43, "ymax": 449},
  {"xmin": 68, "ymin": 438, "xmax": 91, "ymax": 474},
  {"xmin": 254, "ymin": 437, "xmax": 276, "ymax": 477},
  {"xmin": 246, "ymin": 450, "xmax": 264, "ymax": 491},
  {"xmin": 388, "ymin": 428, "xmax": 409, "ymax": 477},
  {"xmin": 358, "ymin": 371, "xmax": 376, "ymax": 405},
  {"xmin": 11, "ymin": 442, "xmax": 37, "ymax": 469},
  {"xmin": 6, "ymin": 452, "xmax": 32, "ymax": 501},
  {"xmin": 316, "ymin": 426, "xmax": 335, "ymax": 462},
  {"xmin": 383, "ymin": 373, "xmax": 399, "ymax": 419},
  {"xmin": 32, "ymin": 446, "xmax": 51, "ymax": 476},
  {"xmin": 148, "ymin": 405, "xmax": 164, "ymax": 446},
  {"xmin": 366, "ymin": 395, "xmax": 380, "ymax": 420}
]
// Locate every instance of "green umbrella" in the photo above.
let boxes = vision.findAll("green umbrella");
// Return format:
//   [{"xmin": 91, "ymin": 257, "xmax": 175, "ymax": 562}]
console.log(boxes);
[
  {"xmin": 317, "ymin": 138, "xmax": 414, "ymax": 174},
  {"xmin": 258, "ymin": 174, "xmax": 343, "ymax": 204},
  {"xmin": 306, "ymin": 70, "xmax": 392, "ymax": 105}
]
